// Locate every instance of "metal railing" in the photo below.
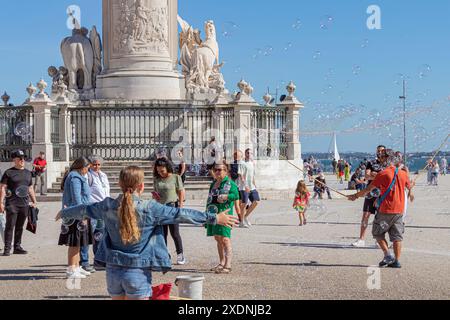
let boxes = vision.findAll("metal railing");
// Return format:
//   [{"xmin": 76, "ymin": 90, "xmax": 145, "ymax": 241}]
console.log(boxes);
[
  {"xmin": 0, "ymin": 106, "xmax": 34, "ymax": 162},
  {"xmin": 68, "ymin": 105, "xmax": 227, "ymax": 162},
  {"xmin": 251, "ymin": 107, "xmax": 288, "ymax": 160}
]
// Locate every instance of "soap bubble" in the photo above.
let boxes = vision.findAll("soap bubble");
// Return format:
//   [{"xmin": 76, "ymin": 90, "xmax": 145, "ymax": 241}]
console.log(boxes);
[
  {"xmin": 15, "ymin": 185, "xmax": 29, "ymax": 198},
  {"xmin": 221, "ymin": 21, "xmax": 239, "ymax": 38},
  {"xmin": 418, "ymin": 64, "xmax": 432, "ymax": 79},
  {"xmin": 77, "ymin": 221, "xmax": 88, "ymax": 232},
  {"xmin": 379, "ymin": 221, "xmax": 389, "ymax": 231},
  {"xmin": 0, "ymin": 119, "xmax": 9, "ymax": 135},
  {"xmin": 370, "ymin": 188, "xmax": 381, "ymax": 198},
  {"xmin": 96, "ymin": 220, "xmax": 105, "ymax": 230},
  {"xmin": 361, "ymin": 39, "xmax": 369, "ymax": 48},
  {"xmin": 14, "ymin": 122, "xmax": 32, "ymax": 138},
  {"xmin": 60, "ymin": 225, "xmax": 70, "ymax": 235},
  {"xmin": 320, "ymin": 15, "xmax": 334, "ymax": 30},
  {"xmin": 283, "ymin": 42, "xmax": 293, "ymax": 52},
  {"xmin": 62, "ymin": 218, "xmax": 75, "ymax": 227},
  {"xmin": 292, "ymin": 18, "xmax": 302, "ymax": 30},
  {"xmin": 207, "ymin": 205, "xmax": 219, "ymax": 215},
  {"xmin": 94, "ymin": 232, "xmax": 104, "ymax": 242},
  {"xmin": 5, "ymin": 110, "xmax": 17, "ymax": 119},
  {"xmin": 263, "ymin": 45, "xmax": 274, "ymax": 56},
  {"xmin": 352, "ymin": 65, "xmax": 361, "ymax": 76},
  {"xmin": 5, "ymin": 189, "xmax": 12, "ymax": 198},
  {"xmin": 313, "ymin": 51, "xmax": 321, "ymax": 61}
]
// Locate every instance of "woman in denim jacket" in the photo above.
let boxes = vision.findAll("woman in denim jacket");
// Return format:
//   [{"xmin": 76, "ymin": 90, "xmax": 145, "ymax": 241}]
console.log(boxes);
[
  {"xmin": 58, "ymin": 157, "xmax": 94, "ymax": 279},
  {"xmin": 56, "ymin": 166, "xmax": 237, "ymax": 300}
]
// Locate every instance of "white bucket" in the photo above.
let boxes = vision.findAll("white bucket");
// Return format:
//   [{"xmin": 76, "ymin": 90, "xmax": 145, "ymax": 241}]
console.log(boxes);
[{"xmin": 175, "ymin": 275, "xmax": 205, "ymax": 300}]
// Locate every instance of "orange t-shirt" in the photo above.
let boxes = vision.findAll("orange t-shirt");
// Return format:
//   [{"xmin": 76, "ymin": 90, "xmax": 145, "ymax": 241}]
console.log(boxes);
[{"xmin": 371, "ymin": 166, "xmax": 411, "ymax": 214}]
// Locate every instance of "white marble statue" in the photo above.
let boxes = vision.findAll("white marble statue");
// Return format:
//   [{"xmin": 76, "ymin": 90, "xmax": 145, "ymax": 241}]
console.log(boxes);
[
  {"xmin": 178, "ymin": 16, "xmax": 226, "ymax": 94},
  {"xmin": 61, "ymin": 27, "xmax": 95, "ymax": 91}
]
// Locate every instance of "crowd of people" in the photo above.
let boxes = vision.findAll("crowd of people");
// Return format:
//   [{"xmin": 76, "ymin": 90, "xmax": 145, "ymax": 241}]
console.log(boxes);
[{"xmin": 0, "ymin": 143, "xmax": 445, "ymax": 299}]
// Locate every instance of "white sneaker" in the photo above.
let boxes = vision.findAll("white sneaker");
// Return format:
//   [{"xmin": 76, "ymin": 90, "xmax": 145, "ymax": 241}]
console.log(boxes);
[
  {"xmin": 244, "ymin": 218, "xmax": 252, "ymax": 227},
  {"xmin": 177, "ymin": 254, "xmax": 186, "ymax": 265},
  {"xmin": 77, "ymin": 267, "xmax": 91, "ymax": 276},
  {"xmin": 239, "ymin": 221, "xmax": 249, "ymax": 229},
  {"xmin": 351, "ymin": 239, "xmax": 366, "ymax": 248},
  {"xmin": 66, "ymin": 268, "xmax": 86, "ymax": 279}
]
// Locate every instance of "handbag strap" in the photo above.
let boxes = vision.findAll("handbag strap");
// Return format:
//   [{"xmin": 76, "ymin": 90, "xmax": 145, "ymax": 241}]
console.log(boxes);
[{"xmin": 376, "ymin": 167, "xmax": 399, "ymax": 209}]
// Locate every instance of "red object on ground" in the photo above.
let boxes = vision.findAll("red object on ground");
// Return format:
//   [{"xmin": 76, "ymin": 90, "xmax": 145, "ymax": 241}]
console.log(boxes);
[{"xmin": 152, "ymin": 283, "xmax": 173, "ymax": 300}]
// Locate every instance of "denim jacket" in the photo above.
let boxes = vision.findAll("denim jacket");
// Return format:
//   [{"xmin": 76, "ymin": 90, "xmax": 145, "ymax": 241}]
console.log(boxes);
[
  {"xmin": 61, "ymin": 195, "xmax": 218, "ymax": 272},
  {"xmin": 62, "ymin": 171, "xmax": 91, "ymax": 209}
]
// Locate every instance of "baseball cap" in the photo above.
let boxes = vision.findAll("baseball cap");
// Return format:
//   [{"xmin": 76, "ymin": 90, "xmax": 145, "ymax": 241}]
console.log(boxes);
[{"xmin": 11, "ymin": 150, "xmax": 26, "ymax": 160}]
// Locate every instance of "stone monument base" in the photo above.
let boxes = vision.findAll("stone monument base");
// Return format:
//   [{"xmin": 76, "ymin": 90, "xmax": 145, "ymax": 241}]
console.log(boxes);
[{"xmin": 95, "ymin": 70, "xmax": 184, "ymax": 101}]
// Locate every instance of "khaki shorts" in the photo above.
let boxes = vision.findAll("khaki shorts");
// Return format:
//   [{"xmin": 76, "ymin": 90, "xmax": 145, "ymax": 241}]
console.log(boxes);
[{"xmin": 372, "ymin": 213, "xmax": 404, "ymax": 242}]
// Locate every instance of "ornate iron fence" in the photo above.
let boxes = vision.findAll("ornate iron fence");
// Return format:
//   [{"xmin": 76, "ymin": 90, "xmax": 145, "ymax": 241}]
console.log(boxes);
[
  {"xmin": 251, "ymin": 107, "xmax": 288, "ymax": 160},
  {"xmin": 68, "ymin": 105, "xmax": 230, "ymax": 163},
  {"xmin": 0, "ymin": 106, "xmax": 34, "ymax": 162},
  {"xmin": 50, "ymin": 106, "xmax": 63, "ymax": 161}
]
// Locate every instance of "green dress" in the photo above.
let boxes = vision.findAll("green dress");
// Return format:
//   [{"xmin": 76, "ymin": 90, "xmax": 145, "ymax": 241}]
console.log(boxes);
[{"xmin": 206, "ymin": 176, "xmax": 239, "ymax": 239}]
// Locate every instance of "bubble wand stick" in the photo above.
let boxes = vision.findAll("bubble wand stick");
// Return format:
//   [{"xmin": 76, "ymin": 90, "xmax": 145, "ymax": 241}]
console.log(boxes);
[
  {"xmin": 287, "ymin": 161, "xmax": 348, "ymax": 197},
  {"xmin": 413, "ymin": 133, "xmax": 449, "ymax": 183}
]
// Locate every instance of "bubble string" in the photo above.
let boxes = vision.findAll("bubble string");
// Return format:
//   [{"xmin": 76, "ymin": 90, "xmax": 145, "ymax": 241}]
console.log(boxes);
[{"xmin": 287, "ymin": 161, "xmax": 349, "ymax": 197}]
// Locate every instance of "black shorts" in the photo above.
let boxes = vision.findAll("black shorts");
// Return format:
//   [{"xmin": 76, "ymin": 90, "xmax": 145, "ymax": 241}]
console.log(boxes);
[
  {"xmin": 363, "ymin": 198, "xmax": 377, "ymax": 214},
  {"xmin": 239, "ymin": 190, "xmax": 260, "ymax": 204}
]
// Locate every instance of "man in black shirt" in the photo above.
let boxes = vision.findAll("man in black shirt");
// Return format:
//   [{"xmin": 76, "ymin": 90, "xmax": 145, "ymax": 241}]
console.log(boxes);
[
  {"xmin": 352, "ymin": 145, "xmax": 388, "ymax": 248},
  {"xmin": 0, "ymin": 150, "xmax": 37, "ymax": 256}
]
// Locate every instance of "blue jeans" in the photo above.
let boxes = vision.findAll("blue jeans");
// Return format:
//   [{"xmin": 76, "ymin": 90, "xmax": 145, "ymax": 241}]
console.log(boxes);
[
  {"xmin": 80, "ymin": 219, "xmax": 97, "ymax": 267},
  {"xmin": 106, "ymin": 265, "xmax": 152, "ymax": 299}
]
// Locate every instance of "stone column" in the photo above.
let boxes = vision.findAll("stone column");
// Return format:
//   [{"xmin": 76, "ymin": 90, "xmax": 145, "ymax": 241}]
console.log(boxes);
[
  {"xmin": 55, "ymin": 104, "xmax": 73, "ymax": 162},
  {"xmin": 96, "ymin": 0, "xmax": 182, "ymax": 100},
  {"xmin": 278, "ymin": 81, "xmax": 304, "ymax": 162}
]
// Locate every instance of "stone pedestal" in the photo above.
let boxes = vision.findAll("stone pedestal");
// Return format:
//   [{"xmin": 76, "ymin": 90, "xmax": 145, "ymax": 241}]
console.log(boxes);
[
  {"xmin": 96, "ymin": 0, "xmax": 182, "ymax": 100},
  {"xmin": 278, "ymin": 95, "xmax": 304, "ymax": 162}
]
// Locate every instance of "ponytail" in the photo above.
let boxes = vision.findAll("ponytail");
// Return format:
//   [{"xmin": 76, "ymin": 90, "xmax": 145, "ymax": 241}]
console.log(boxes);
[{"xmin": 118, "ymin": 166, "xmax": 144, "ymax": 245}]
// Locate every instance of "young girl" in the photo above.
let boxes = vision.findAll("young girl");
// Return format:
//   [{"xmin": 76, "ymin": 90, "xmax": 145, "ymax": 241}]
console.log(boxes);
[
  {"xmin": 293, "ymin": 180, "xmax": 310, "ymax": 226},
  {"xmin": 56, "ymin": 166, "xmax": 237, "ymax": 300}
]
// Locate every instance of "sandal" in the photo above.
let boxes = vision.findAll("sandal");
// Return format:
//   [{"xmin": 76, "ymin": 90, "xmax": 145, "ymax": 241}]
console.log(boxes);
[
  {"xmin": 215, "ymin": 267, "xmax": 232, "ymax": 274},
  {"xmin": 210, "ymin": 264, "xmax": 224, "ymax": 272}
]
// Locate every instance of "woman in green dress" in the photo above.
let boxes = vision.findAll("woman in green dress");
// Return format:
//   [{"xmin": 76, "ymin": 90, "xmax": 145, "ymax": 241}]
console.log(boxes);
[{"xmin": 206, "ymin": 163, "xmax": 239, "ymax": 274}]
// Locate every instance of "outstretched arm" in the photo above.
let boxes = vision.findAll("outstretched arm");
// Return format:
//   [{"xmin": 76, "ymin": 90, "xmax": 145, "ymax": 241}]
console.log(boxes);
[{"xmin": 56, "ymin": 200, "xmax": 106, "ymax": 221}]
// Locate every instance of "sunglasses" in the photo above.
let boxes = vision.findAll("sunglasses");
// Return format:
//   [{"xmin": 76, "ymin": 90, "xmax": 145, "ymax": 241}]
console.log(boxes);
[
  {"xmin": 92, "ymin": 163, "xmax": 101, "ymax": 167},
  {"xmin": 214, "ymin": 168, "xmax": 226, "ymax": 172}
]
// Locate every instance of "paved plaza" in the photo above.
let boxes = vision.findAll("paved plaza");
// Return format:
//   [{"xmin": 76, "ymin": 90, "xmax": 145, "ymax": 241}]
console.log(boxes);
[{"xmin": 0, "ymin": 175, "xmax": 449, "ymax": 300}]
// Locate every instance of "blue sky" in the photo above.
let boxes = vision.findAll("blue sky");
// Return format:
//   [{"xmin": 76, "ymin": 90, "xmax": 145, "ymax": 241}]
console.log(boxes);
[{"xmin": 1, "ymin": 0, "xmax": 449, "ymax": 153}]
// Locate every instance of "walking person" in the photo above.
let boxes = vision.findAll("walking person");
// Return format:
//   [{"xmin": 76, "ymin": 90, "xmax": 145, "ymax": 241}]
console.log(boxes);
[
  {"xmin": 352, "ymin": 145, "xmax": 388, "ymax": 248},
  {"xmin": 337, "ymin": 160, "xmax": 345, "ymax": 184},
  {"xmin": 206, "ymin": 162, "xmax": 240, "ymax": 274},
  {"xmin": 238, "ymin": 149, "xmax": 260, "ymax": 228},
  {"xmin": 293, "ymin": 180, "xmax": 310, "ymax": 226},
  {"xmin": 426, "ymin": 158, "xmax": 433, "ymax": 185},
  {"xmin": 153, "ymin": 158, "xmax": 187, "ymax": 265},
  {"xmin": 32, "ymin": 151, "xmax": 47, "ymax": 196},
  {"xmin": 230, "ymin": 150, "xmax": 243, "ymax": 224},
  {"xmin": 331, "ymin": 158, "xmax": 337, "ymax": 174},
  {"xmin": 441, "ymin": 157, "xmax": 447, "ymax": 176},
  {"xmin": 0, "ymin": 150, "xmax": 37, "ymax": 256},
  {"xmin": 348, "ymin": 151, "xmax": 414, "ymax": 268},
  {"xmin": 56, "ymin": 166, "xmax": 237, "ymax": 300},
  {"xmin": 58, "ymin": 157, "xmax": 94, "ymax": 279},
  {"xmin": 344, "ymin": 161, "xmax": 351, "ymax": 182},
  {"xmin": 430, "ymin": 160, "xmax": 440, "ymax": 186},
  {"xmin": 80, "ymin": 155, "xmax": 110, "ymax": 272},
  {"xmin": 176, "ymin": 149, "xmax": 187, "ymax": 184}
]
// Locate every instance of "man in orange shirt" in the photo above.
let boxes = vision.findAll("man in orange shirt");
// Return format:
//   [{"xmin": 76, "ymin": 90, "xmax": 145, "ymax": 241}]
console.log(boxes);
[{"xmin": 348, "ymin": 151, "xmax": 414, "ymax": 268}]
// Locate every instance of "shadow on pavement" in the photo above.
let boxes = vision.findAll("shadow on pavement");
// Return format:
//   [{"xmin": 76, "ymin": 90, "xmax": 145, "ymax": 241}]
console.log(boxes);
[
  {"xmin": 45, "ymin": 296, "xmax": 110, "ymax": 300},
  {"xmin": 0, "ymin": 268, "xmax": 66, "ymax": 281},
  {"xmin": 243, "ymin": 262, "xmax": 370, "ymax": 268},
  {"xmin": 261, "ymin": 241, "xmax": 378, "ymax": 250}
]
